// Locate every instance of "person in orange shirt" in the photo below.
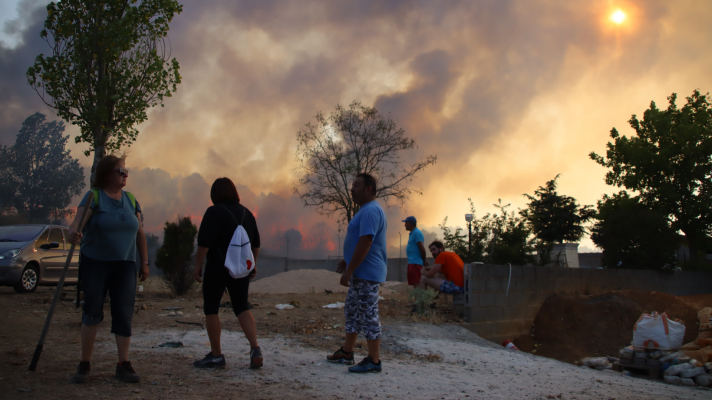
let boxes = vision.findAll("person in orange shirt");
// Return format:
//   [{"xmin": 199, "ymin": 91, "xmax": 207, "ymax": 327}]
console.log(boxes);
[{"xmin": 420, "ymin": 241, "xmax": 464, "ymax": 294}]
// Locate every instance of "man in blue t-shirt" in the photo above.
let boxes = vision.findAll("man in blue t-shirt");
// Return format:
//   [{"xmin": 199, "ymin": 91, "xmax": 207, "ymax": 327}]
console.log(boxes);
[
  {"xmin": 403, "ymin": 216, "xmax": 428, "ymax": 289},
  {"xmin": 327, "ymin": 173, "xmax": 387, "ymax": 373}
]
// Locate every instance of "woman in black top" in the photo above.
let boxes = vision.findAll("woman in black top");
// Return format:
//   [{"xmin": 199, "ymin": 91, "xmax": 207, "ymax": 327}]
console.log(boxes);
[{"xmin": 192, "ymin": 177, "xmax": 262, "ymax": 369}]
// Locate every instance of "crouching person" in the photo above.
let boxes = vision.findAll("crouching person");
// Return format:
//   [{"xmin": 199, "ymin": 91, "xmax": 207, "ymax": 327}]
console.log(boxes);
[
  {"xmin": 327, "ymin": 173, "xmax": 387, "ymax": 373},
  {"xmin": 421, "ymin": 241, "xmax": 465, "ymax": 294}
]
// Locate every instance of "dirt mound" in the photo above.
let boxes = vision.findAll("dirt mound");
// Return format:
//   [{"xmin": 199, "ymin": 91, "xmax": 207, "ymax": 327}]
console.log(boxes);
[
  {"xmin": 513, "ymin": 290, "xmax": 699, "ymax": 364},
  {"xmin": 680, "ymin": 293, "xmax": 712, "ymax": 311},
  {"xmin": 249, "ymin": 269, "xmax": 349, "ymax": 294}
]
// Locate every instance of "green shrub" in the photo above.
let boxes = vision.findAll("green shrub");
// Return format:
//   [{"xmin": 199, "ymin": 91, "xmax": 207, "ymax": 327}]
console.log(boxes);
[
  {"xmin": 155, "ymin": 215, "xmax": 198, "ymax": 297},
  {"xmin": 408, "ymin": 288, "xmax": 438, "ymax": 316}
]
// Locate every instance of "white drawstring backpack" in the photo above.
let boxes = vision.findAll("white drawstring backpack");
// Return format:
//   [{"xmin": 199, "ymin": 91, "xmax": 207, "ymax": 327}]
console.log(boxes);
[{"xmin": 219, "ymin": 205, "xmax": 255, "ymax": 279}]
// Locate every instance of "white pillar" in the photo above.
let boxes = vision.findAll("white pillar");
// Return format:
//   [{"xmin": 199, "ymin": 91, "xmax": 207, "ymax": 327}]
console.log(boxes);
[{"xmin": 551, "ymin": 243, "xmax": 580, "ymax": 268}]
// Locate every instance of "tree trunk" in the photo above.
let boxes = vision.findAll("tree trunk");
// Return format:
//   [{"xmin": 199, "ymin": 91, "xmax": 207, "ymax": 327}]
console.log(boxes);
[
  {"xmin": 684, "ymin": 232, "xmax": 700, "ymax": 267},
  {"xmin": 90, "ymin": 128, "xmax": 106, "ymax": 188}
]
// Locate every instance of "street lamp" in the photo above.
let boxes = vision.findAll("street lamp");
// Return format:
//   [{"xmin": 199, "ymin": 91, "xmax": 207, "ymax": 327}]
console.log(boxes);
[{"xmin": 465, "ymin": 214, "xmax": 473, "ymax": 260}]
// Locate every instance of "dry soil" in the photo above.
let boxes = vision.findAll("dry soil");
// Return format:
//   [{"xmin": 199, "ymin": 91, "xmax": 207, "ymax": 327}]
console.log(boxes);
[{"xmin": 0, "ymin": 273, "xmax": 707, "ymax": 399}]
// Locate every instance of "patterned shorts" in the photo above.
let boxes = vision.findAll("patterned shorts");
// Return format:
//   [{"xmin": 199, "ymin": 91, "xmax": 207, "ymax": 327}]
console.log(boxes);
[
  {"xmin": 440, "ymin": 280, "xmax": 463, "ymax": 294},
  {"xmin": 344, "ymin": 278, "xmax": 382, "ymax": 340}
]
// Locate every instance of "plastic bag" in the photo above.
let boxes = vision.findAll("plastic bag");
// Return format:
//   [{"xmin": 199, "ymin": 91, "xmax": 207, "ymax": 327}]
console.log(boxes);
[
  {"xmin": 275, "ymin": 304, "xmax": 295, "ymax": 310},
  {"xmin": 632, "ymin": 312, "xmax": 685, "ymax": 351},
  {"xmin": 664, "ymin": 362, "xmax": 693, "ymax": 376},
  {"xmin": 582, "ymin": 357, "xmax": 608, "ymax": 368},
  {"xmin": 680, "ymin": 367, "xmax": 706, "ymax": 379},
  {"xmin": 619, "ymin": 345, "xmax": 634, "ymax": 359}
]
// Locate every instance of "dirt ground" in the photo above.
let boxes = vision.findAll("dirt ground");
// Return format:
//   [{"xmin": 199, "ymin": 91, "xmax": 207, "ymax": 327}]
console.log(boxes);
[
  {"xmin": 679, "ymin": 293, "xmax": 712, "ymax": 312},
  {"xmin": 513, "ymin": 290, "xmax": 712, "ymax": 364},
  {"xmin": 0, "ymin": 279, "xmax": 707, "ymax": 399}
]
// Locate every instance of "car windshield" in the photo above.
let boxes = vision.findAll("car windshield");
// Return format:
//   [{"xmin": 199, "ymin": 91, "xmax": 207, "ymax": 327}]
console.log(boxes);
[{"xmin": 0, "ymin": 226, "xmax": 45, "ymax": 242}]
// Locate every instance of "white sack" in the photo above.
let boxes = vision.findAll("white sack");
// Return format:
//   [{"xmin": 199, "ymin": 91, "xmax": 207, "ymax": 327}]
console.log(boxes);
[{"xmin": 632, "ymin": 312, "xmax": 685, "ymax": 351}]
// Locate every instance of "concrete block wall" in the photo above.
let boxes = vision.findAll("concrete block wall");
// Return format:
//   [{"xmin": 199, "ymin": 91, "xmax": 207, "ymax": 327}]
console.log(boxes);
[{"xmin": 463, "ymin": 264, "xmax": 712, "ymax": 345}]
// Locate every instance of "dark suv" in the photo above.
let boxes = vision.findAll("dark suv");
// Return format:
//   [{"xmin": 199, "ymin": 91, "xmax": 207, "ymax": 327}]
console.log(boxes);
[{"xmin": 0, "ymin": 224, "xmax": 79, "ymax": 293}]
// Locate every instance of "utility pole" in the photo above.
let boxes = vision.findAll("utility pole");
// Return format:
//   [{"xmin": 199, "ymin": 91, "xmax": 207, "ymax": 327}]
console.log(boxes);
[
  {"xmin": 285, "ymin": 237, "xmax": 290, "ymax": 272},
  {"xmin": 465, "ymin": 214, "xmax": 473, "ymax": 261}
]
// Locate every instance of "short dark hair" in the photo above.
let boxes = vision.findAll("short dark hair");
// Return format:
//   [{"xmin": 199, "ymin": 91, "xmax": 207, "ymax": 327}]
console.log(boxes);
[
  {"xmin": 356, "ymin": 172, "xmax": 377, "ymax": 196},
  {"xmin": 429, "ymin": 240, "xmax": 445, "ymax": 250},
  {"xmin": 210, "ymin": 177, "xmax": 240, "ymax": 204},
  {"xmin": 92, "ymin": 154, "xmax": 125, "ymax": 189}
]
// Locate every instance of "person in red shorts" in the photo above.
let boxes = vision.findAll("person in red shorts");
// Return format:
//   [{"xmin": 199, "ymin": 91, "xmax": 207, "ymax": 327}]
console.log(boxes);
[
  {"xmin": 403, "ymin": 216, "xmax": 428, "ymax": 289},
  {"xmin": 421, "ymin": 241, "xmax": 464, "ymax": 294}
]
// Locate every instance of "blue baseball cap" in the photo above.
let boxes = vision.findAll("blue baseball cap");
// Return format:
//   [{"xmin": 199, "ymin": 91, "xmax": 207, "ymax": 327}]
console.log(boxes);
[{"xmin": 402, "ymin": 216, "xmax": 417, "ymax": 224}]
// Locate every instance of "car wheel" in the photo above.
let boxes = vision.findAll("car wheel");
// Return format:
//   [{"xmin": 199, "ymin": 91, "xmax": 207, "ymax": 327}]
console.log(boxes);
[{"xmin": 14, "ymin": 264, "xmax": 39, "ymax": 293}]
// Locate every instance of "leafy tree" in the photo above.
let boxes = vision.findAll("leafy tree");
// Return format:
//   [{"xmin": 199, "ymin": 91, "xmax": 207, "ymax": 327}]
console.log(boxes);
[
  {"xmin": 521, "ymin": 175, "xmax": 595, "ymax": 245},
  {"xmin": 294, "ymin": 101, "xmax": 437, "ymax": 224},
  {"xmin": 488, "ymin": 200, "xmax": 536, "ymax": 266},
  {"xmin": 0, "ymin": 113, "xmax": 85, "ymax": 223},
  {"xmin": 439, "ymin": 217, "xmax": 472, "ymax": 262},
  {"xmin": 145, "ymin": 232, "xmax": 160, "ymax": 250},
  {"xmin": 590, "ymin": 90, "xmax": 712, "ymax": 265},
  {"xmin": 279, "ymin": 228, "xmax": 303, "ymax": 257},
  {"xmin": 590, "ymin": 191, "xmax": 678, "ymax": 271},
  {"xmin": 439, "ymin": 199, "xmax": 534, "ymax": 265},
  {"xmin": 26, "ymin": 0, "xmax": 183, "ymax": 183},
  {"xmin": 155, "ymin": 216, "xmax": 197, "ymax": 296}
]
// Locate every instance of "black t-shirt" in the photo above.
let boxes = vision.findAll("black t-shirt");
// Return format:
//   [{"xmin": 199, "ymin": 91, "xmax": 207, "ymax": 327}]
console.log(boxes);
[{"xmin": 197, "ymin": 202, "xmax": 260, "ymax": 272}]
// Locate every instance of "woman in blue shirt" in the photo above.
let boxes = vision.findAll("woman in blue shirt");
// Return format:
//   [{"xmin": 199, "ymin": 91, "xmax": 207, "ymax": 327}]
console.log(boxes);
[{"xmin": 67, "ymin": 155, "xmax": 148, "ymax": 384}]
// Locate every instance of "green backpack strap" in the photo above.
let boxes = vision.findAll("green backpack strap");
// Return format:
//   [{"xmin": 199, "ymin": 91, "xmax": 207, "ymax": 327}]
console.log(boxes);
[
  {"xmin": 90, "ymin": 189, "xmax": 100, "ymax": 209},
  {"xmin": 125, "ymin": 192, "xmax": 137, "ymax": 211},
  {"xmin": 89, "ymin": 189, "xmax": 136, "ymax": 211}
]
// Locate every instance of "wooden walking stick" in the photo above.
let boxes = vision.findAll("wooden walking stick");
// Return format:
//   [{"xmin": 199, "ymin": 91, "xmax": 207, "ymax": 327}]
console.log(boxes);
[{"xmin": 28, "ymin": 191, "xmax": 94, "ymax": 372}]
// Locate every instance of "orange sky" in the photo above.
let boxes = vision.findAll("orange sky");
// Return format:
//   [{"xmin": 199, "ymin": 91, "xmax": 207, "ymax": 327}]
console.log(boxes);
[{"xmin": 2, "ymin": 0, "xmax": 712, "ymax": 255}]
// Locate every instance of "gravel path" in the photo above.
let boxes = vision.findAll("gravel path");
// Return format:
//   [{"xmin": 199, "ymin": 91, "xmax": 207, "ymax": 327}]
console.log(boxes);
[{"xmin": 115, "ymin": 323, "xmax": 705, "ymax": 399}]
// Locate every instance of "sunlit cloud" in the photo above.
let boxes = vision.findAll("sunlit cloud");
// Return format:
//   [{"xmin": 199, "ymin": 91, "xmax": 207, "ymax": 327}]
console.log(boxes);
[
  {"xmin": 1, "ymin": 0, "xmax": 711, "ymax": 255},
  {"xmin": 611, "ymin": 10, "xmax": 626, "ymax": 24}
]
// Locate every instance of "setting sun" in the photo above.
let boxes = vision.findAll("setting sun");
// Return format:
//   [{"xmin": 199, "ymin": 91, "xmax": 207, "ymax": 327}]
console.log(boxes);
[{"xmin": 611, "ymin": 9, "xmax": 626, "ymax": 24}]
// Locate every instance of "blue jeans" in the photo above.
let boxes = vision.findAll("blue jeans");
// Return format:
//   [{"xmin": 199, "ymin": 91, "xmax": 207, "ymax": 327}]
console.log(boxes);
[{"xmin": 80, "ymin": 254, "xmax": 136, "ymax": 337}]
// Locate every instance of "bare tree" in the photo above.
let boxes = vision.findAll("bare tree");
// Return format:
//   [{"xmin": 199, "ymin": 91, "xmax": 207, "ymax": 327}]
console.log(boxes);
[{"xmin": 294, "ymin": 101, "xmax": 436, "ymax": 224}]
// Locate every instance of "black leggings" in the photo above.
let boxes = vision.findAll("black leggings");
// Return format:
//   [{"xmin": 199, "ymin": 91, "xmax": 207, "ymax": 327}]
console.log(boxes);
[{"xmin": 202, "ymin": 266, "xmax": 251, "ymax": 317}]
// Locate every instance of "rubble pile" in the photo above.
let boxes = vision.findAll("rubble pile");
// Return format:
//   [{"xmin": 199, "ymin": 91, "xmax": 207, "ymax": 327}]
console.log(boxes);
[
  {"xmin": 580, "ymin": 307, "xmax": 712, "ymax": 388},
  {"xmin": 515, "ymin": 291, "xmax": 699, "ymax": 364},
  {"xmin": 663, "ymin": 358, "xmax": 711, "ymax": 386}
]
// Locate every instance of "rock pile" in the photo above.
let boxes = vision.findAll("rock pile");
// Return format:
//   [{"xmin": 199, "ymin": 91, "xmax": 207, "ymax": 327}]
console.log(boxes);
[{"xmin": 581, "ymin": 307, "xmax": 712, "ymax": 388}]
